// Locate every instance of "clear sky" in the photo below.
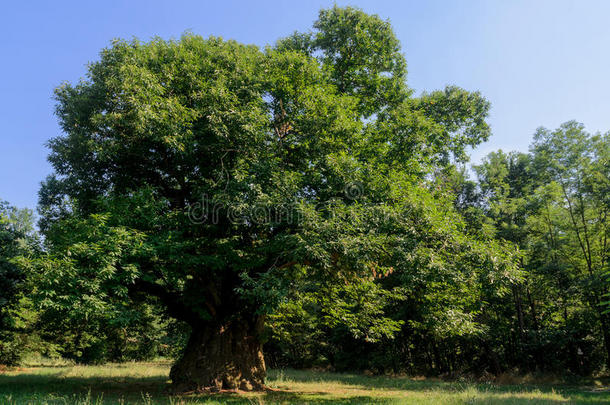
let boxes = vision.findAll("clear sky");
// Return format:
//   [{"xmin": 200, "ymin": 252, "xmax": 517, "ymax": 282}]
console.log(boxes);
[{"xmin": 2, "ymin": 0, "xmax": 610, "ymax": 210}]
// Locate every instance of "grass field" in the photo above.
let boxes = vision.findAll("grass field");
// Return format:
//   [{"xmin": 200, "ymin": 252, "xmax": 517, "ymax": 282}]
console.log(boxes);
[{"xmin": 0, "ymin": 361, "xmax": 608, "ymax": 404}]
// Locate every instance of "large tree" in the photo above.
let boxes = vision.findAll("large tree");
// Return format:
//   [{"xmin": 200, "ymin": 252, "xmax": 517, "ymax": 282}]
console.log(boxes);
[{"xmin": 38, "ymin": 6, "xmax": 513, "ymax": 391}]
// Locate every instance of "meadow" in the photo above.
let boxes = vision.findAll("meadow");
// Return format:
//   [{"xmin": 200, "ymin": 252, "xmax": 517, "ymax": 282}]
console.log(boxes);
[{"xmin": 0, "ymin": 361, "xmax": 608, "ymax": 405}]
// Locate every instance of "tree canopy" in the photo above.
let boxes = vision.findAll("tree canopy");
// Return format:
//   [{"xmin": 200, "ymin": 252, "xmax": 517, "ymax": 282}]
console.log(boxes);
[{"xmin": 35, "ymin": 6, "xmax": 515, "ymax": 391}]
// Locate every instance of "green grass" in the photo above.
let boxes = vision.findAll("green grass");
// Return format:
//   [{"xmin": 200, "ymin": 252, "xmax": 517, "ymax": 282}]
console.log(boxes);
[{"xmin": 0, "ymin": 362, "xmax": 608, "ymax": 404}]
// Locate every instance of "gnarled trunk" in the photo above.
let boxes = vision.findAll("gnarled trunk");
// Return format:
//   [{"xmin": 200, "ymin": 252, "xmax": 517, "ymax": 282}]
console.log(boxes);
[{"xmin": 170, "ymin": 317, "xmax": 266, "ymax": 392}]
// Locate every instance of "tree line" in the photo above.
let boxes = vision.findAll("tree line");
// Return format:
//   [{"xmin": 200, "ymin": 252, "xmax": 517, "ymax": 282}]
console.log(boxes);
[{"xmin": 0, "ymin": 6, "xmax": 608, "ymax": 391}]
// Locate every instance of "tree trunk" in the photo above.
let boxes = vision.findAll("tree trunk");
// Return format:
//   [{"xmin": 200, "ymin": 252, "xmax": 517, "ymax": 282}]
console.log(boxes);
[
  {"xmin": 598, "ymin": 311, "xmax": 610, "ymax": 370},
  {"xmin": 526, "ymin": 283, "xmax": 544, "ymax": 371},
  {"xmin": 512, "ymin": 285, "xmax": 525, "ymax": 339},
  {"xmin": 170, "ymin": 317, "xmax": 266, "ymax": 392}
]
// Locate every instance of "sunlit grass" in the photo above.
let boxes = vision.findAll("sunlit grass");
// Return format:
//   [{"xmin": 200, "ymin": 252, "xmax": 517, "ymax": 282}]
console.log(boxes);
[{"xmin": 0, "ymin": 362, "xmax": 607, "ymax": 404}]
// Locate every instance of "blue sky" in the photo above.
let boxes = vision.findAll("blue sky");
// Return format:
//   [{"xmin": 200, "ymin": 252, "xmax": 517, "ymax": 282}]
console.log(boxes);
[{"xmin": 2, "ymin": 0, "xmax": 609, "ymax": 210}]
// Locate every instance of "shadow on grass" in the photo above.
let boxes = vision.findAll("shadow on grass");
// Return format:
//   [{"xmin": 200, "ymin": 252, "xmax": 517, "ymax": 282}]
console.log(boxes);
[
  {"xmin": 268, "ymin": 369, "xmax": 610, "ymax": 403},
  {"xmin": 0, "ymin": 368, "xmax": 608, "ymax": 404},
  {"xmin": 0, "ymin": 373, "xmax": 167, "ymax": 397}
]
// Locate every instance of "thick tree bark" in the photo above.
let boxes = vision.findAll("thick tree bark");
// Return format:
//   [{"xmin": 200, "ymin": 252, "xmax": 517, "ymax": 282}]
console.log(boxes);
[{"xmin": 170, "ymin": 317, "xmax": 266, "ymax": 392}]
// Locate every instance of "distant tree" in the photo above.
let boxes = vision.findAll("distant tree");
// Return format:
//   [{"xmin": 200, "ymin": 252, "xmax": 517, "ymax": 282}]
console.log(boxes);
[
  {"xmin": 37, "ymin": 6, "xmax": 514, "ymax": 391},
  {"xmin": 468, "ymin": 123, "xmax": 610, "ymax": 374},
  {"xmin": 529, "ymin": 122, "xmax": 610, "ymax": 368},
  {"xmin": 0, "ymin": 200, "xmax": 36, "ymax": 365}
]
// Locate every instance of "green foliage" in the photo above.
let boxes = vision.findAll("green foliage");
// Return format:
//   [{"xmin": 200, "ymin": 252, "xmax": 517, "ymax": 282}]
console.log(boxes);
[
  {"xmin": 33, "ymin": 6, "xmax": 511, "ymax": 380},
  {"xmin": 312, "ymin": 6, "xmax": 408, "ymax": 117},
  {"xmin": 30, "ymin": 212, "xmax": 186, "ymax": 364},
  {"xmin": 12, "ymin": 4, "xmax": 604, "ymax": 380},
  {"xmin": 268, "ymin": 122, "xmax": 610, "ymax": 376},
  {"xmin": 0, "ymin": 201, "xmax": 37, "ymax": 365},
  {"xmin": 416, "ymin": 86, "xmax": 491, "ymax": 164},
  {"xmin": 0, "ymin": 4, "xmax": 604, "ymax": 381},
  {"xmin": 278, "ymin": 6, "xmax": 408, "ymax": 117},
  {"xmin": 468, "ymin": 122, "xmax": 610, "ymax": 374}
]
